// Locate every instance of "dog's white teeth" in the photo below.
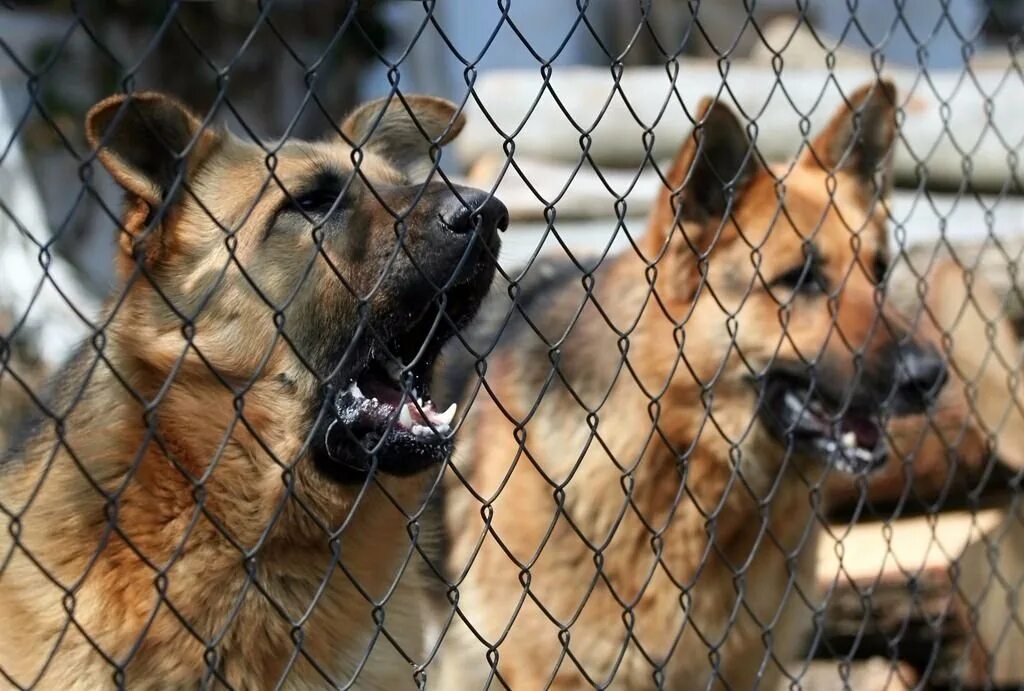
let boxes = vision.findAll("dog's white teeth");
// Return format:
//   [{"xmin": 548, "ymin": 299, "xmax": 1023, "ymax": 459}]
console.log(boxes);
[
  {"xmin": 411, "ymin": 424, "xmax": 433, "ymax": 437},
  {"xmin": 347, "ymin": 382, "xmax": 365, "ymax": 400},
  {"xmin": 841, "ymin": 431, "xmax": 857, "ymax": 449},
  {"xmin": 783, "ymin": 391, "xmax": 805, "ymax": 414},
  {"xmin": 854, "ymin": 447, "xmax": 875, "ymax": 463},
  {"xmin": 435, "ymin": 402, "xmax": 457, "ymax": 426},
  {"xmin": 398, "ymin": 404, "xmax": 414, "ymax": 429}
]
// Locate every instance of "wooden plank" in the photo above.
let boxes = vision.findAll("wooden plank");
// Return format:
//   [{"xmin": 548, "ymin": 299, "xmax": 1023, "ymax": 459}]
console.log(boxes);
[
  {"xmin": 818, "ymin": 510, "xmax": 1003, "ymax": 584},
  {"xmin": 957, "ymin": 508, "xmax": 1024, "ymax": 687},
  {"xmin": 457, "ymin": 64, "xmax": 1024, "ymax": 192},
  {"xmin": 797, "ymin": 658, "xmax": 919, "ymax": 691},
  {"xmin": 816, "ymin": 509, "xmax": 1024, "ymax": 687},
  {"xmin": 814, "ymin": 512, "xmax": 1012, "ymax": 687}
]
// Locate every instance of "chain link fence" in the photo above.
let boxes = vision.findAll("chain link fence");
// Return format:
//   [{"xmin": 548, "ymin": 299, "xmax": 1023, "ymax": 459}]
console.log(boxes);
[{"xmin": 2, "ymin": 1, "xmax": 1024, "ymax": 688}]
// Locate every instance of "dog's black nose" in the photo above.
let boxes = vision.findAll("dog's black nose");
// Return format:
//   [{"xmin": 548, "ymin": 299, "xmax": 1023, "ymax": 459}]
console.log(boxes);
[
  {"xmin": 441, "ymin": 190, "xmax": 509, "ymax": 240},
  {"xmin": 891, "ymin": 344, "xmax": 948, "ymax": 414}
]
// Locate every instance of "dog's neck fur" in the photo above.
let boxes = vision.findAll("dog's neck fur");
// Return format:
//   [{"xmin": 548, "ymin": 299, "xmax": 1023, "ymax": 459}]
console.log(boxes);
[{"xmin": 0, "ymin": 294, "xmax": 430, "ymax": 687}]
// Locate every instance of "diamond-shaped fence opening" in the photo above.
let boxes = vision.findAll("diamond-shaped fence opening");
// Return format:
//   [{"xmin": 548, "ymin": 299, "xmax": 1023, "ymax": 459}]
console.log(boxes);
[{"xmin": 1, "ymin": 1, "xmax": 1023, "ymax": 689}]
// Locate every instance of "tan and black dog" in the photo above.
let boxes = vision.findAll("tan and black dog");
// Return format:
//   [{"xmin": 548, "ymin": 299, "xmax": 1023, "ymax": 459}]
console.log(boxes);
[
  {"xmin": 0, "ymin": 92, "xmax": 505, "ymax": 688},
  {"xmin": 434, "ymin": 81, "xmax": 946, "ymax": 689}
]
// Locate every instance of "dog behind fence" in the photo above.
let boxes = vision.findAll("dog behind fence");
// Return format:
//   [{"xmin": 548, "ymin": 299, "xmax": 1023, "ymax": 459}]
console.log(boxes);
[{"xmin": 2, "ymin": 2, "xmax": 1024, "ymax": 689}]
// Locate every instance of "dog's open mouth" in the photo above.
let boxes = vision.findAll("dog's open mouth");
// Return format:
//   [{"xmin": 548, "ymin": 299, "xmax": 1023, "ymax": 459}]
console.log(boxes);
[
  {"xmin": 319, "ymin": 298, "xmax": 462, "ymax": 479},
  {"xmin": 334, "ymin": 342, "xmax": 456, "ymax": 444},
  {"xmin": 315, "ymin": 265, "xmax": 496, "ymax": 482},
  {"xmin": 758, "ymin": 372, "xmax": 887, "ymax": 474},
  {"xmin": 311, "ymin": 189, "xmax": 504, "ymax": 482}
]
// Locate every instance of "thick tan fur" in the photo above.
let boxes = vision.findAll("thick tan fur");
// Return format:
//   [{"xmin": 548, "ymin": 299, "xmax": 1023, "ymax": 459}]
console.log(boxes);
[
  {"xmin": 436, "ymin": 81, "xmax": 936, "ymax": 689},
  {"xmin": 0, "ymin": 92, "xmax": 466, "ymax": 689}
]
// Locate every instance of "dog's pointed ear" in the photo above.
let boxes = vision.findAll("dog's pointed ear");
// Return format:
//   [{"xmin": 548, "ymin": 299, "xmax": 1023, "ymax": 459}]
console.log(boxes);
[
  {"xmin": 341, "ymin": 95, "xmax": 465, "ymax": 180},
  {"xmin": 86, "ymin": 92, "xmax": 221, "ymax": 208},
  {"xmin": 86, "ymin": 93, "xmax": 221, "ymax": 271},
  {"xmin": 801, "ymin": 80, "xmax": 897, "ymax": 196},
  {"xmin": 646, "ymin": 96, "xmax": 758, "ymax": 251}
]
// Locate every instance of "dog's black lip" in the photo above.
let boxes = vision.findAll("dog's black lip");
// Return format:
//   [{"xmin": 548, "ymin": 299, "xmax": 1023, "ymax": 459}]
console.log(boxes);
[
  {"xmin": 755, "ymin": 369, "xmax": 888, "ymax": 474},
  {"xmin": 333, "ymin": 322, "xmax": 450, "ymax": 430}
]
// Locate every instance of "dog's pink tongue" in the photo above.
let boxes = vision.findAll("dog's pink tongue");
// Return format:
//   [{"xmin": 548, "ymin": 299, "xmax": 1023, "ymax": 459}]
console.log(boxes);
[{"xmin": 398, "ymin": 401, "xmax": 430, "ymax": 427}]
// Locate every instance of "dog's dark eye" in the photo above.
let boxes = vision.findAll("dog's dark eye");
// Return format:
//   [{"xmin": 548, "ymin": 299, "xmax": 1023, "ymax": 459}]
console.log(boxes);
[
  {"xmin": 771, "ymin": 263, "xmax": 825, "ymax": 295},
  {"xmin": 872, "ymin": 252, "xmax": 890, "ymax": 285},
  {"xmin": 288, "ymin": 188, "xmax": 344, "ymax": 217}
]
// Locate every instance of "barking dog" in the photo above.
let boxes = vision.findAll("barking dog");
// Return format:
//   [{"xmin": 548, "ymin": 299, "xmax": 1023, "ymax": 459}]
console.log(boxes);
[
  {"xmin": 0, "ymin": 92, "xmax": 505, "ymax": 688},
  {"xmin": 435, "ymin": 81, "xmax": 946, "ymax": 689}
]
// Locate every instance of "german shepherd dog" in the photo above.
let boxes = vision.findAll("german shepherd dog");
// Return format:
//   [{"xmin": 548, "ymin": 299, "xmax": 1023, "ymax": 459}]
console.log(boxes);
[
  {"xmin": 0, "ymin": 92, "xmax": 505, "ymax": 688},
  {"xmin": 435, "ymin": 81, "xmax": 946, "ymax": 689}
]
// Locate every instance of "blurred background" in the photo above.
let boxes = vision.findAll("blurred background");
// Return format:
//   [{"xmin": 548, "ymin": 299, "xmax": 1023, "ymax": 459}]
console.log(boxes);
[{"xmin": 3, "ymin": 0, "xmax": 1021, "ymax": 295}]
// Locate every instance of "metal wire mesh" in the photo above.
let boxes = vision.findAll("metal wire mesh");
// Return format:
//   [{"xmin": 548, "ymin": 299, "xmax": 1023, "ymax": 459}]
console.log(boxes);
[{"xmin": 1, "ymin": 1, "xmax": 1023, "ymax": 689}]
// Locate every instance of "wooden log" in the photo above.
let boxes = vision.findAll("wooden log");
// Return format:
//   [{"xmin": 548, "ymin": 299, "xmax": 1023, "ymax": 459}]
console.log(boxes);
[
  {"xmin": 748, "ymin": 15, "xmax": 1020, "ymax": 74},
  {"xmin": 457, "ymin": 63, "xmax": 1024, "ymax": 193},
  {"xmin": 464, "ymin": 155, "xmax": 1024, "ymax": 272},
  {"xmin": 797, "ymin": 658, "xmax": 919, "ymax": 691}
]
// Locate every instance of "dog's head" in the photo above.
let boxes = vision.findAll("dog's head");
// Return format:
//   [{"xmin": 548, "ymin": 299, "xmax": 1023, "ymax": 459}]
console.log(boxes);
[
  {"xmin": 645, "ymin": 81, "xmax": 945, "ymax": 475},
  {"xmin": 85, "ymin": 92, "xmax": 505, "ymax": 484}
]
